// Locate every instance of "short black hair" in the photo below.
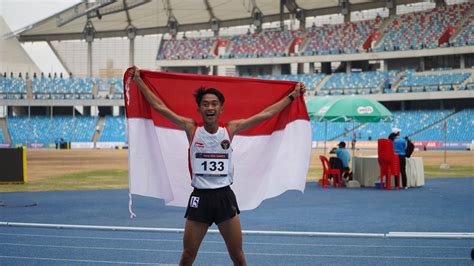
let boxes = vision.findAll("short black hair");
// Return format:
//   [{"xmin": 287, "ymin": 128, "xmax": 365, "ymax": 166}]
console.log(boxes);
[
  {"xmin": 388, "ymin": 133, "xmax": 397, "ymax": 141},
  {"xmin": 194, "ymin": 87, "xmax": 225, "ymax": 106}
]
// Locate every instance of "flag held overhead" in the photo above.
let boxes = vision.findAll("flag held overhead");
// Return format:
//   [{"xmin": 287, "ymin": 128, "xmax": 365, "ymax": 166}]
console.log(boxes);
[{"xmin": 124, "ymin": 69, "xmax": 312, "ymax": 211}]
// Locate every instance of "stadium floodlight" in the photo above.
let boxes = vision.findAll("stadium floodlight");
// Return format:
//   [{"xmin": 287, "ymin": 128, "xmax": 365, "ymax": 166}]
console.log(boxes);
[
  {"xmin": 296, "ymin": 8, "xmax": 305, "ymax": 22},
  {"xmin": 127, "ymin": 25, "xmax": 136, "ymax": 40},
  {"xmin": 386, "ymin": 0, "xmax": 394, "ymax": 9},
  {"xmin": 83, "ymin": 21, "xmax": 95, "ymax": 43},
  {"xmin": 339, "ymin": 0, "xmax": 349, "ymax": 15},
  {"xmin": 253, "ymin": 8, "xmax": 263, "ymax": 27},
  {"xmin": 211, "ymin": 18, "xmax": 219, "ymax": 33},
  {"xmin": 168, "ymin": 16, "xmax": 178, "ymax": 36},
  {"xmin": 57, "ymin": 0, "xmax": 115, "ymax": 27}
]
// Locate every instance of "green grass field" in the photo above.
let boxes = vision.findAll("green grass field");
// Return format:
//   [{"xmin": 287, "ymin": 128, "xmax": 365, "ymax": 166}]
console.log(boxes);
[
  {"xmin": 1, "ymin": 166, "xmax": 472, "ymax": 193},
  {"xmin": 0, "ymin": 170, "xmax": 128, "ymax": 193}
]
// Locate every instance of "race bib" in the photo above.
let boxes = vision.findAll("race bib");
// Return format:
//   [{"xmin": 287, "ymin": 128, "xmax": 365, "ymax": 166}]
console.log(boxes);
[{"xmin": 193, "ymin": 153, "xmax": 229, "ymax": 177}]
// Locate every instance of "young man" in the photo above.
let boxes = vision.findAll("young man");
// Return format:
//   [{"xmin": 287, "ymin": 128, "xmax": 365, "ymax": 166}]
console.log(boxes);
[
  {"xmin": 129, "ymin": 67, "xmax": 305, "ymax": 266},
  {"xmin": 329, "ymin": 141, "xmax": 351, "ymax": 181}
]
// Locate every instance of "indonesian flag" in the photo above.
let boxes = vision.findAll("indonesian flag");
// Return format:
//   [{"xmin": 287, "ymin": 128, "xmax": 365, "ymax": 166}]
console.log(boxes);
[{"xmin": 124, "ymin": 69, "xmax": 311, "ymax": 211}]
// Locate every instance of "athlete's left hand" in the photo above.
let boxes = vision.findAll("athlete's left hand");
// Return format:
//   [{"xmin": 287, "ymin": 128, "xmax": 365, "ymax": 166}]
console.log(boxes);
[{"xmin": 291, "ymin": 83, "xmax": 306, "ymax": 97}]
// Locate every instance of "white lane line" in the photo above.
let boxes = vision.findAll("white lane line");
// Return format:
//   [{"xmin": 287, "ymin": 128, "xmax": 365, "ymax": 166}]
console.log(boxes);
[
  {"xmin": 388, "ymin": 232, "xmax": 474, "ymax": 238},
  {"xmin": 0, "ymin": 221, "xmax": 384, "ymax": 238},
  {"xmin": 1, "ymin": 242, "xmax": 470, "ymax": 261},
  {"xmin": 0, "ymin": 242, "xmax": 182, "ymax": 253},
  {"xmin": 0, "ymin": 232, "xmax": 182, "ymax": 243},
  {"xmin": 0, "ymin": 232, "xmax": 472, "ymax": 250},
  {"xmin": 0, "ymin": 255, "xmax": 176, "ymax": 265},
  {"xmin": 2, "ymin": 221, "xmax": 473, "ymax": 239},
  {"xmin": 240, "ymin": 252, "xmax": 470, "ymax": 260}
]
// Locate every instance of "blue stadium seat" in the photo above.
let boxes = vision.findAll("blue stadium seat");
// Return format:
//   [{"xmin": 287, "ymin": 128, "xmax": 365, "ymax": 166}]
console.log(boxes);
[
  {"xmin": 320, "ymin": 71, "xmax": 392, "ymax": 94},
  {"xmin": 245, "ymin": 73, "xmax": 325, "ymax": 91},
  {"xmin": 8, "ymin": 115, "xmax": 98, "ymax": 145},
  {"xmin": 0, "ymin": 77, "xmax": 27, "ymax": 99},
  {"xmin": 158, "ymin": 38, "xmax": 216, "ymax": 60},
  {"xmin": 32, "ymin": 76, "xmax": 96, "ymax": 100},
  {"xmin": 398, "ymin": 72, "xmax": 471, "ymax": 92},
  {"xmin": 310, "ymin": 109, "xmax": 468, "ymax": 142},
  {"xmin": 376, "ymin": 3, "xmax": 472, "ymax": 51},
  {"xmin": 99, "ymin": 116, "xmax": 127, "ymax": 142}
]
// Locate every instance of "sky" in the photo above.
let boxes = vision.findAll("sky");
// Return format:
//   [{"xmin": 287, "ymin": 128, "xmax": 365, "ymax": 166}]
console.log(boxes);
[{"xmin": 0, "ymin": 0, "xmax": 80, "ymax": 74}]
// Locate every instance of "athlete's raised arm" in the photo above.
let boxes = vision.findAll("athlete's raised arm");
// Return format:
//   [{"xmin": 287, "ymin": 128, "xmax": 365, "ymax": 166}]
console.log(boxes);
[
  {"xmin": 226, "ymin": 83, "xmax": 305, "ymax": 139},
  {"xmin": 129, "ymin": 67, "xmax": 196, "ymax": 142}
]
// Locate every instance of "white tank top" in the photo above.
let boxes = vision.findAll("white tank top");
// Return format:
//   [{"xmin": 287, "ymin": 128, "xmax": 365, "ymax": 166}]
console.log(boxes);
[{"xmin": 189, "ymin": 125, "xmax": 233, "ymax": 189}]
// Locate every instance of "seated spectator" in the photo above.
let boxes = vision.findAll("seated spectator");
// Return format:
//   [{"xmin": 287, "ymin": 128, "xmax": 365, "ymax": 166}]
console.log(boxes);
[{"xmin": 330, "ymin": 141, "xmax": 352, "ymax": 182}]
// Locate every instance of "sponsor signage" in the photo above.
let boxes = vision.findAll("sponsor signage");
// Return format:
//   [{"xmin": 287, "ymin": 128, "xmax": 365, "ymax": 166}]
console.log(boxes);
[
  {"xmin": 70, "ymin": 142, "xmax": 95, "ymax": 149},
  {"xmin": 96, "ymin": 142, "xmax": 127, "ymax": 149},
  {"xmin": 27, "ymin": 143, "xmax": 45, "ymax": 149},
  {"xmin": 357, "ymin": 106, "xmax": 374, "ymax": 114}
]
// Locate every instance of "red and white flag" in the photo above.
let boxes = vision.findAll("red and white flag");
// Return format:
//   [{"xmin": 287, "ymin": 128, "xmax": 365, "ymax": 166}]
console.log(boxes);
[{"xmin": 124, "ymin": 69, "xmax": 311, "ymax": 211}]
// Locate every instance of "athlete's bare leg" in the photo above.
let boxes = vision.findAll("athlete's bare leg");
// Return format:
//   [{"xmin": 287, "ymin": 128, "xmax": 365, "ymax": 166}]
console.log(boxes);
[
  {"xmin": 217, "ymin": 215, "xmax": 247, "ymax": 266},
  {"xmin": 179, "ymin": 219, "xmax": 209, "ymax": 266}
]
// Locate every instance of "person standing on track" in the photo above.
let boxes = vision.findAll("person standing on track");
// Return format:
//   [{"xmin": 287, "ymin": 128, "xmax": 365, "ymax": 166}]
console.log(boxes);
[
  {"xmin": 389, "ymin": 128, "xmax": 408, "ymax": 189},
  {"xmin": 129, "ymin": 66, "xmax": 305, "ymax": 266}
]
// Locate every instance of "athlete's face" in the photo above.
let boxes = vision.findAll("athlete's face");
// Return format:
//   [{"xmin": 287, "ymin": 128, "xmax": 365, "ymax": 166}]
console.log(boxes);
[{"xmin": 198, "ymin": 94, "xmax": 223, "ymax": 125}]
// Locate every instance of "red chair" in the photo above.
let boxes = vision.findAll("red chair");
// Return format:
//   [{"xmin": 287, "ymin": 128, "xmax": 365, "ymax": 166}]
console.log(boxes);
[
  {"xmin": 377, "ymin": 139, "xmax": 394, "ymax": 190},
  {"xmin": 391, "ymin": 154, "xmax": 401, "ymax": 190},
  {"xmin": 319, "ymin": 155, "xmax": 342, "ymax": 188}
]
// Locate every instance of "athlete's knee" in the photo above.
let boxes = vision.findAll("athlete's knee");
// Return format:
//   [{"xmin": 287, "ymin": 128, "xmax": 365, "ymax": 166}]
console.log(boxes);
[
  {"xmin": 179, "ymin": 249, "xmax": 198, "ymax": 266},
  {"xmin": 229, "ymin": 249, "xmax": 246, "ymax": 266}
]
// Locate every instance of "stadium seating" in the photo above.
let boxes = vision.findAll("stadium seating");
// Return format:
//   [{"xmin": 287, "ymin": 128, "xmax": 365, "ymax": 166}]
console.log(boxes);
[
  {"xmin": 311, "ymin": 109, "xmax": 456, "ymax": 141},
  {"xmin": 32, "ymin": 76, "xmax": 95, "ymax": 100},
  {"xmin": 158, "ymin": 38, "xmax": 216, "ymax": 60},
  {"xmin": 107, "ymin": 78, "xmax": 124, "ymax": 99},
  {"xmin": 8, "ymin": 115, "xmax": 98, "ymax": 145},
  {"xmin": 223, "ymin": 30, "xmax": 302, "ymax": 58},
  {"xmin": 413, "ymin": 108, "xmax": 474, "ymax": 142},
  {"xmin": 253, "ymin": 70, "xmax": 471, "ymax": 96},
  {"xmin": 151, "ymin": 3, "xmax": 472, "ymax": 60},
  {"xmin": 0, "ymin": 77, "xmax": 27, "ymax": 99},
  {"xmin": 397, "ymin": 72, "xmax": 471, "ymax": 92},
  {"xmin": 303, "ymin": 18, "xmax": 382, "ymax": 56},
  {"xmin": 375, "ymin": 3, "xmax": 472, "ymax": 51},
  {"xmin": 99, "ymin": 115, "xmax": 127, "ymax": 142},
  {"xmin": 246, "ymin": 73, "xmax": 325, "ymax": 91},
  {"xmin": 319, "ymin": 71, "xmax": 390, "ymax": 95},
  {"xmin": 449, "ymin": 11, "xmax": 474, "ymax": 47}
]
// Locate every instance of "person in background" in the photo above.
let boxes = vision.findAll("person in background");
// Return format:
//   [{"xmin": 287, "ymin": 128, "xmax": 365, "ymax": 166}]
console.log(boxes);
[
  {"xmin": 389, "ymin": 128, "xmax": 408, "ymax": 189},
  {"xmin": 330, "ymin": 141, "xmax": 352, "ymax": 182}
]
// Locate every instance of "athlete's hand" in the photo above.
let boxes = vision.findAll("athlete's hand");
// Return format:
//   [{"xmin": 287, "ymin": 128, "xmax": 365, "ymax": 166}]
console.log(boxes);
[
  {"xmin": 290, "ymin": 83, "xmax": 306, "ymax": 98},
  {"xmin": 129, "ymin": 66, "xmax": 140, "ymax": 80}
]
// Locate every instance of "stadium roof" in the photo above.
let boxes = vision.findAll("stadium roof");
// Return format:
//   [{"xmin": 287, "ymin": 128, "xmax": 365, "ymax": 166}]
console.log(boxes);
[
  {"xmin": 13, "ymin": 0, "xmax": 425, "ymax": 42},
  {"xmin": 0, "ymin": 16, "xmax": 41, "ymax": 74}
]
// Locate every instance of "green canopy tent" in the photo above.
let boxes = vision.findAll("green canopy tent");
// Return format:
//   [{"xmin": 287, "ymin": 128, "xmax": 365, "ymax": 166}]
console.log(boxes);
[
  {"xmin": 308, "ymin": 96, "xmax": 393, "ymax": 154},
  {"xmin": 305, "ymin": 97, "xmax": 336, "ymax": 120},
  {"xmin": 306, "ymin": 97, "xmax": 336, "ymax": 154}
]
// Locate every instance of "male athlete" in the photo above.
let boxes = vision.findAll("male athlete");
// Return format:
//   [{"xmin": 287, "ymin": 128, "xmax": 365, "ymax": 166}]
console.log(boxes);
[{"xmin": 129, "ymin": 67, "xmax": 305, "ymax": 266}]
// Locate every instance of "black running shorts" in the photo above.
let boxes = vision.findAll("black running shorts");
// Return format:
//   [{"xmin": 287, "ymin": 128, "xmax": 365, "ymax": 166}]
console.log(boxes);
[{"xmin": 184, "ymin": 186, "xmax": 240, "ymax": 226}]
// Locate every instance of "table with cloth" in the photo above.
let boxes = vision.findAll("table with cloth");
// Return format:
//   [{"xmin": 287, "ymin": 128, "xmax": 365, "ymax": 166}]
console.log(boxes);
[{"xmin": 352, "ymin": 156, "xmax": 425, "ymax": 188}]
